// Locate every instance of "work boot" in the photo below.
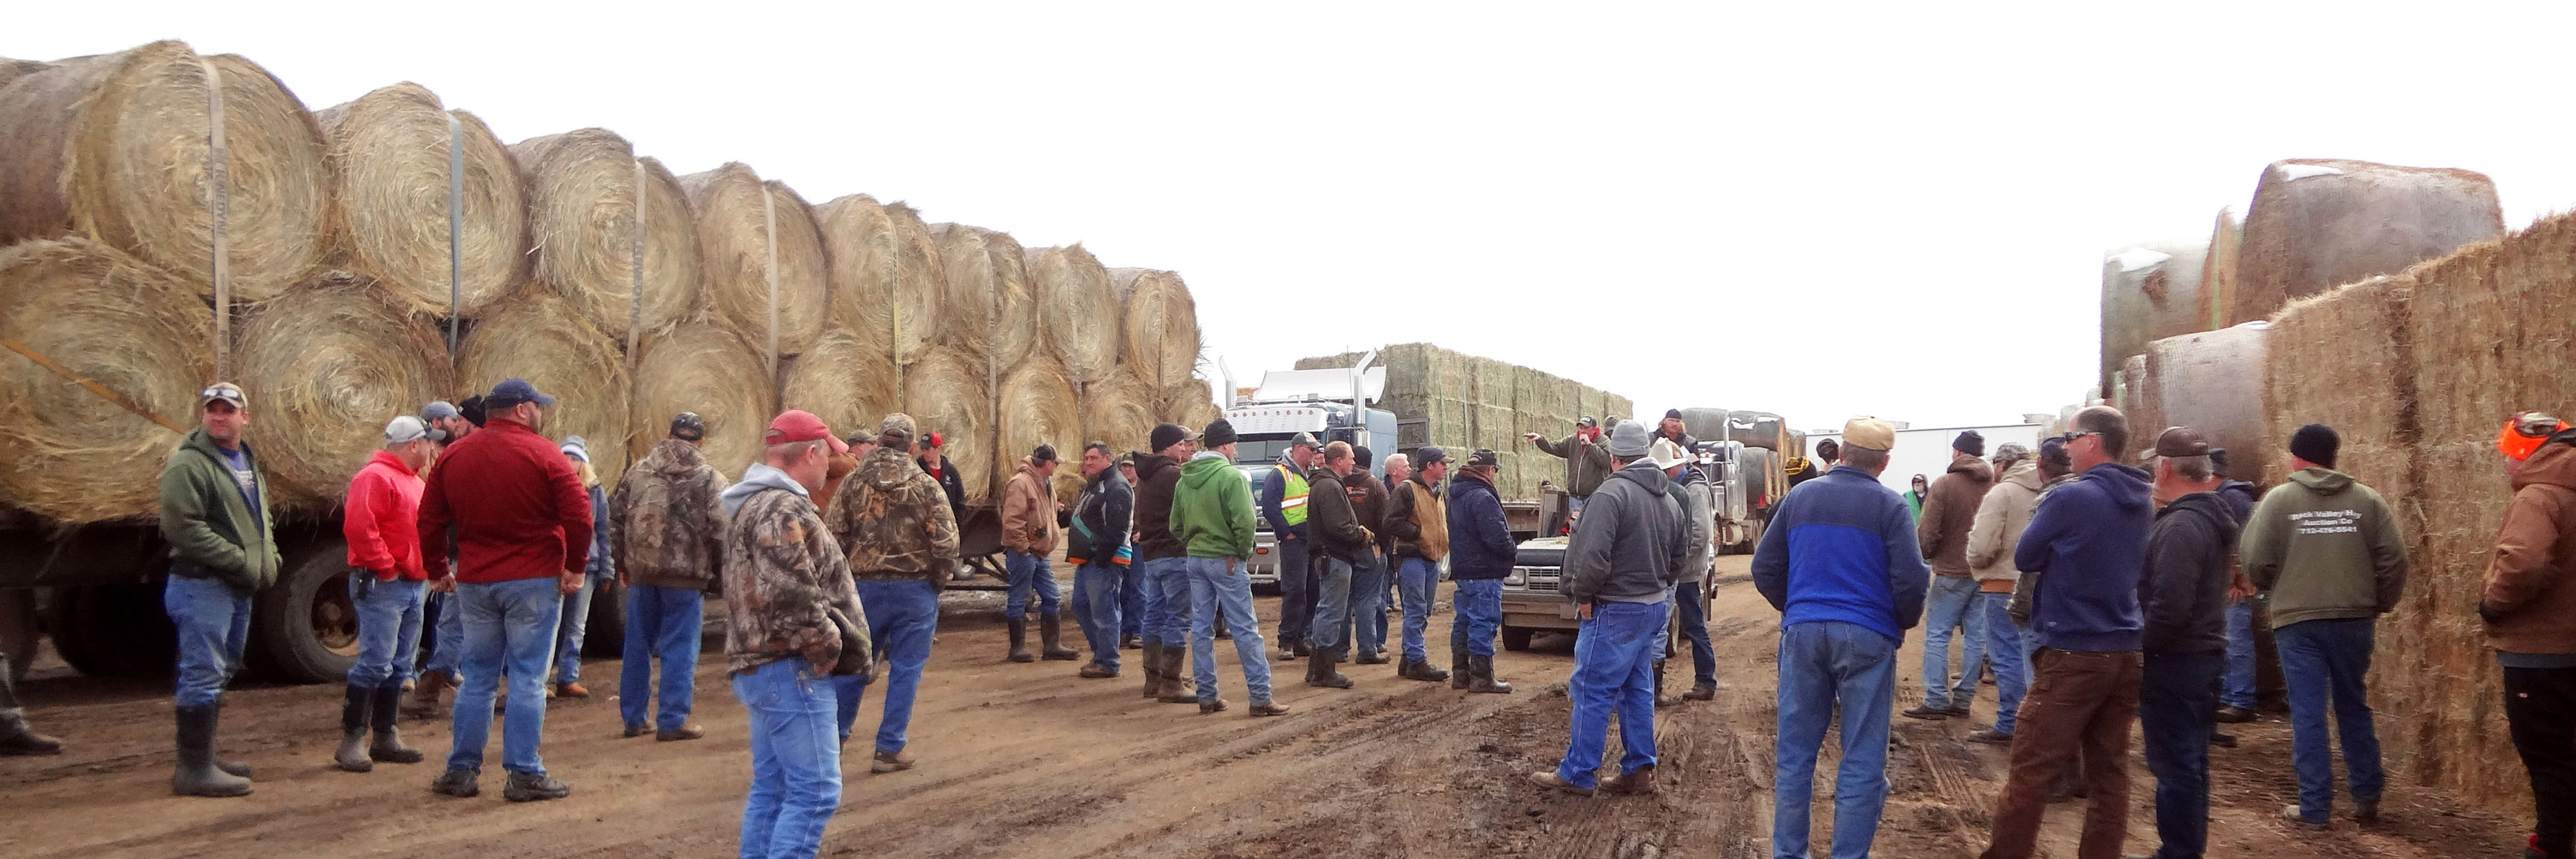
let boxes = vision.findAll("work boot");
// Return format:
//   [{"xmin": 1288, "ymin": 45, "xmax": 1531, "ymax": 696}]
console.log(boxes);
[
  {"xmin": 1900, "ymin": 703, "xmax": 1951, "ymax": 721},
  {"xmin": 1292, "ymin": 641, "xmax": 1311, "ymax": 659},
  {"xmin": 871, "ymin": 748, "xmax": 915, "ymax": 773},
  {"xmin": 503, "ymin": 770, "xmax": 571, "ymax": 802},
  {"xmin": 335, "ymin": 683, "xmax": 375, "ymax": 773},
  {"xmin": 430, "ymin": 767, "xmax": 480, "ymax": 798},
  {"xmin": 1121, "ymin": 633, "xmax": 1142, "ymax": 650},
  {"xmin": 2209, "ymin": 731, "xmax": 2239, "ymax": 748},
  {"xmin": 1139, "ymin": 641, "xmax": 1166, "ymax": 699},
  {"xmin": 368, "ymin": 683, "xmax": 423, "ymax": 763},
  {"xmin": 404, "ymin": 671, "xmax": 451, "ymax": 719},
  {"xmin": 1354, "ymin": 651, "xmax": 1389, "ymax": 665},
  {"xmin": 1006, "ymin": 618, "xmax": 1034, "ymax": 663},
  {"xmin": 1681, "ymin": 681, "xmax": 1718, "ymax": 701},
  {"xmin": 2214, "ymin": 704, "xmax": 2257, "ymax": 723},
  {"xmin": 0, "ymin": 654, "xmax": 63, "ymax": 756},
  {"xmin": 2352, "ymin": 799, "xmax": 2379, "ymax": 825},
  {"xmin": 1526, "ymin": 771, "xmax": 1593, "ymax": 796},
  {"xmin": 1248, "ymin": 700, "xmax": 1291, "ymax": 717},
  {"xmin": 555, "ymin": 682, "xmax": 589, "ymax": 699},
  {"xmin": 656, "ymin": 725, "xmax": 706, "ymax": 742},
  {"xmin": 1307, "ymin": 651, "xmax": 1352, "ymax": 689},
  {"xmin": 1967, "ymin": 728, "xmax": 2014, "ymax": 745},
  {"xmin": 1468, "ymin": 655, "xmax": 1512, "ymax": 695},
  {"xmin": 1200, "ymin": 698, "xmax": 1230, "ymax": 714},
  {"xmin": 1451, "ymin": 650, "xmax": 1471, "ymax": 690},
  {"xmin": 1079, "ymin": 661, "xmax": 1117, "ymax": 679},
  {"xmin": 1601, "ymin": 764, "xmax": 1656, "ymax": 796},
  {"xmin": 1399, "ymin": 659, "xmax": 1451, "ymax": 683},
  {"xmin": 1158, "ymin": 647, "xmax": 1199, "ymax": 704},
  {"xmin": 170, "ymin": 704, "xmax": 252, "ymax": 797},
  {"xmin": 1038, "ymin": 614, "xmax": 1080, "ymax": 661},
  {"xmin": 1653, "ymin": 660, "xmax": 1679, "ymax": 708}
]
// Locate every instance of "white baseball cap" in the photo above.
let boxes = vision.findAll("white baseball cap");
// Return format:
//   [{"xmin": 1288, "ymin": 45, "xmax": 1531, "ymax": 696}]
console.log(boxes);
[{"xmin": 385, "ymin": 415, "xmax": 446, "ymax": 444}]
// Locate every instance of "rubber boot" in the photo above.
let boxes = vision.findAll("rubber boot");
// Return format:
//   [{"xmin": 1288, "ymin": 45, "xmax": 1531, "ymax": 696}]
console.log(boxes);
[
  {"xmin": 1139, "ymin": 641, "xmax": 1165, "ymax": 699},
  {"xmin": 1653, "ymin": 659, "xmax": 1679, "ymax": 708},
  {"xmin": 0, "ymin": 652, "xmax": 63, "ymax": 756},
  {"xmin": 1006, "ymin": 618, "xmax": 1033, "ymax": 663},
  {"xmin": 1468, "ymin": 654, "xmax": 1512, "ymax": 695},
  {"xmin": 1038, "ymin": 614, "xmax": 1080, "ymax": 661},
  {"xmin": 1157, "ymin": 646, "xmax": 1199, "ymax": 704},
  {"xmin": 1450, "ymin": 649, "xmax": 1471, "ymax": 690},
  {"xmin": 171, "ymin": 704, "xmax": 252, "ymax": 797},
  {"xmin": 211, "ymin": 698, "xmax": 251, "ymax": 778},
  {"xmin": 369, "ymin": 682, "xmax": 423, "ymax": 764},
  {"xmin": 335, "ymin": 684, "xmax": 375, "ymax": 773},
  {"xmin": 1308, "ymin": 650, "xmax": 1352, "ymax": 689}
]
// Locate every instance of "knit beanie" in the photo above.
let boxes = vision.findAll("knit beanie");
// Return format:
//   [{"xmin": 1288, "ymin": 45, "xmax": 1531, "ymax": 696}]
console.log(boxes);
[
  {"xmin": 1953, "ymin": 430, "xmax": 1985, "ymax": 457},
  {"xmin": 2288, "ymin": 423, "xmax": 2340, "ymax": 469}
]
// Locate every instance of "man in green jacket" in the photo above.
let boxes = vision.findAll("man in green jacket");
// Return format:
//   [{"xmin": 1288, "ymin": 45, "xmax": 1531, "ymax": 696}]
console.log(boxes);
[
  {"xmin": 158, "ymin": 382, "xmax": 283, "ymax": 798},
  {"xmin": 2241, "ymin": 423, "xmax": 2407, "ymax": 828},
  {"xmin": 1168, "ymin": 419, "xmax": 1288, "ymax": 718}
]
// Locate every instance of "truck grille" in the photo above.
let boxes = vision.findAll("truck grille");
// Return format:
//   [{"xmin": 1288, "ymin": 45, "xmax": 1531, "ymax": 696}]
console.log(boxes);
[{"xmin": 1510, "ymin": 566, "xmax": 1560, "ymax": 591}]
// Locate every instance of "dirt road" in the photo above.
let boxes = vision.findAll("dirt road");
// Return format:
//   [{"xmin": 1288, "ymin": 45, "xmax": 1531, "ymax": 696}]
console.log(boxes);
[{"xmin": 1, "ymin": 557, "xmax": 2530, "ymax": 858}]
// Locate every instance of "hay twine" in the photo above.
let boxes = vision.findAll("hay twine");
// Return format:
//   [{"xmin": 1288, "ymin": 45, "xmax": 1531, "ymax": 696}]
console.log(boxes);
[
  {"xmin": 631, "ymin": 323, "xmax": 776, "ymax": 482},
  {"xmin": 236, "ymin": 271, "xmax": 451, "ymax": 511},
  {"xmin": 1026, "ymin": 243, "xmax": 1118, "ymax": 384},
  {"xmin": 0, "ymin": 40, "xmax": 330, "ymax": 302},
  {"xmin": 677, "ymin": 163, "xmax": 828, "ymax": 358},
  {"xmin": 903, "ymin": 348, "xmax": 992, "ymax": 505},
  {"xmin": 781, "ymin": 331, "xmax": 899, "ymax": 449},
  {"xmin": 819, "ymin": 194, "xmax": 941, "ymax": 367},
  {"xmin": 316, "ymin": 82, "xmax": 526, "ymax": 317},
  {"xmin": 456, "ymin": 290, "xmax": 632, "ymax": 480},
  {"xmin": 1111, "ymin": 267, "xmax": 1201, "ymax": 391},
  {"xmin": 512, "ymin": 128, "xmax": 701, "ymax": 334},
  {"xmin": 0, "ymin": 238, "xmax": 212, "ymax": 522}
]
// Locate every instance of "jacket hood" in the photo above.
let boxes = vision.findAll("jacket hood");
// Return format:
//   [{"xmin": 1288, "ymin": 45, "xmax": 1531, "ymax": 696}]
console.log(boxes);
[
  {"xmin": 184, "ymin": 427, "xmax": 251, "ymax": 462},
  {"xmin": 2158, "ymin": 491, "xmax": 2242, "ymax": 543},
  {"xmin": 643, "ymin": 438, "xmax": 707, "ymax": 475},
  {"xmin": 1135, "ymin": 451, "xmax": 1178, "ymax": 483},
  {"xmin": 2513, "ymin": 431, "xmax": 2576, "ymax": 491},
  {"xmin": 1949, "ymin": 451, "xmax": 1995, "ymax": 481},
  {"xmin": 1607, "ymin": 460, "xmax": 1671, "ymax": 497},
  {"xmin": 367, "ymin": 450, "xmax": 418, "ymax": 477},
  {"xmin": 858, "ymin": 447, "xmax": 920, "ymax": 490},
  {"xmin": 721, "ymin": 462, "xmax": 808, "ymax": 516},
  {"xmin": 2084, "ymin": 462, "xmax": 2154, "ymax": 513},
  {"xmin": 1999, "ymin": 459, "xmax": 2042, "ymax": 492},
  {"xmin": 1180, "ymin": 452, "xmax": 1234, "ymax": 489},
  {"xmin": 2287, "ymin": 467, "xmax": 2355, "ymax": 495}
]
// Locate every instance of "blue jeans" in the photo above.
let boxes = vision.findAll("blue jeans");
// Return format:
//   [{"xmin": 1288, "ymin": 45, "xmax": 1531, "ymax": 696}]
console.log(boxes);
[
  {"xmin": 1185, "ymin": 557, "xmax": 1273, "ymax": 705},
  {"xmin": 1773, "ymin": 621, "xmax": 1896, "ymax": 859},
  {"xmin": 554, "ymin": 573, "xmax": 599, "ymax": 684},
  {"xmin": 840, "ymin": 579, "xmax": 936, "ymax": 752},
  {"xmin": 1674, "ymin": 580, "xmax": 1716, "ymax": 687},
  {"xmin": 2275, "ymin": 618, "xmax": 2383, "ymax": 821},
  {"xmin": 422, "ymin": 588, "xmax": 464, "ymax": 678},
  {"xmin": 1398, "ymin": 558, "xmax": 1438, "ymax": 664},
  {"xmin": 1273, "ymin": 536, "xmax": 1312, "ymax": 647},
  {"xmin": 347, "ymin": 575, "xmax": 427, "ymax": 689},
  {"xmin": 447, "ymin": 576, "xmax": 563, "ymax": 776},
  {"xmin": 1308, "ymin": 555, "xmax": 1354, "ymax": 656},
  {"xmin": 1119, "ymin": 562, "xmax": 1144, "ymax": 638},
  {"xmin": 1351, "ymin": 552, "xmax": 1388, "ymax": 658},
  {"xmin": 1980, "ymin": 592, "xmax": 2029, "ymax": 734},
  {"xmin": 2141, "ymin": 649, "xmax": 2222, "ymax": 859},
  {"xmin": 1070, "ymin": 560, "xmax": 1124, "ymax": 671},
  {"xmin": 2222, "ymin": 600, "xmax": 2258, "ymax": 710},
  {"xmin": 1004, "ymin": 551, "xmax": 1059, "ymax": 619},
  {"xmin": 1555, "ymin": 600, "xmax": 1669, "ymax": 789},
  {"xmin": 1451, "ymin": 579, "xmax": 1503, "ymax": 658},
  {"xmin": 733, "ymin": 657, "xmax": 840, "ymax": 859},
  {"xmin": 164, "ymin": 575, "xmax": 253, "ymax": 708},
  {"xmin": 620, "ymin": 584, "xmax": 704, "ymax": 733},
  {"xmin": 1921, "ymin": 576, "xmax": 1983, "ymax": 708},
  {"xmin": 1138, "ymin": 558, "xmax": 1190, "ymax": 647}
]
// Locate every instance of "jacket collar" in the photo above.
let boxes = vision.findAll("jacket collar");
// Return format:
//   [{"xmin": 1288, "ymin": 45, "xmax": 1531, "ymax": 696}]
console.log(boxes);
[{"xmin": 367, "ymin": 450, "xmax": 418, "ymax": 477}]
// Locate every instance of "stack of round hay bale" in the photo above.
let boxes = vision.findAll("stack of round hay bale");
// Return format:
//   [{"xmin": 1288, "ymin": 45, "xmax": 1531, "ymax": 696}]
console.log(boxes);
[{"xmin": 0, "ymin": 39, "xmax": 1220, "ymax": 524}]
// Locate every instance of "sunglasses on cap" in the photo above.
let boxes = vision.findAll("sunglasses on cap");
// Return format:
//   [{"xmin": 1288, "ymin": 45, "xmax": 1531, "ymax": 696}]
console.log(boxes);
[{"xmin": 200, "ymin": 384, "xmax": 247, "ymax": 407}]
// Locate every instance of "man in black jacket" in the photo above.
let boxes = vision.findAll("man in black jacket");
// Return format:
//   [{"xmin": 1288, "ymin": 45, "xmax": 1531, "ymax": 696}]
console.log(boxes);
[
  {"xmin": 1069, "ymin": 442, "xmax": 1133, "ymax": 679},
  {"xmin": 917, "ymin": 432, "xmax": 969, "ymax": 580},
  {"xmin": 1301, "ymin": 442, "xmax": 1373, "ymax": 689},
  {"xmin": 1132, "ymin": 426, "xmax": 1198, "ymax": 702},
  {"xmin": 2137, "ymin": 427, "xmax": 2240, "ymax": 859}
]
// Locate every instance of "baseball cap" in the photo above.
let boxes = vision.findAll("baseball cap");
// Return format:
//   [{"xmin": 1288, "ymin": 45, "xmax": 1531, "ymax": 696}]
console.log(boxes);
[
  {"xmin": 200, "ymin": 382, "xmax": 247, "ymax": 409},
  {"xmin": 671, "ymin": 412, "xmax": 707, "ymax": 441},
  {"xmin": 880, "ymin": 413, "xmax": 918, "ymax": 440},
  {"xmin": 1663, "ymin": 409, "xmax": 1684, "ymax": 421},
  {"xmin": 385, "ymin": 415, "xmax": 445, "ymax": 444},
  {"xmin": 2154, "ymin": 427, "xmax": 2209, "ymax": 458},
  {"xmin": 1577, "ymin": 415, "xmax": 1598, "ymax": 428},
  {"xmin": 1464, "ymin": 448, "xmax": 1499, "ymax": 468},
  {"xmin": 1993, "ymin": 441, "xmax": 2031, "ymax": 462},
  {"xmin": 1150, "ymin": 422, "xmax": 1194, "ymax": 453},
  {"xmin": 1415, "ymin": 445, "xmax": 1448, "ymax": 468},
  {"xmin": 1290, "ymin": 432, "xmax": 1319, "ymax": 450},
  {"xmin": 486, "ymin": 379, "xmax": 555, "ymax": 409},
  {"xmin": 1842, "ymin": 416, "xmax": 1897, "ymax": 451},
  {"xmin": 1031, "ymin": 444, "xmax": 1058, "ymax": 464},
  {"xmin": 766, "ymin": 409, "xmax": 848, "ymax": 454},
  {"xmin": 421, "ymin": 400, "xmax": 461, "ymax": 422}
]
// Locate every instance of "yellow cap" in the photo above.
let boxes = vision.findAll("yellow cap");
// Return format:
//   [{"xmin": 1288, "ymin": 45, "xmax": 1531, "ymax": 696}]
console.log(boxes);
[{"xmin": 1843, "ymin": 416, "xmax": 1897, "ymax": 451}]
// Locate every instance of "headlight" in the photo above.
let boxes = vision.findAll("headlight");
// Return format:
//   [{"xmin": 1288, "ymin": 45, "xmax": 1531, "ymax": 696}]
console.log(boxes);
[{"xmin": 1505, "ymin": 568, "xmax": 1528, "ymax": 587}]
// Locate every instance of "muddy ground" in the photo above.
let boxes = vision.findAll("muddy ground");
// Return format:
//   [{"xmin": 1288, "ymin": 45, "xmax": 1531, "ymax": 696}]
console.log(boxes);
[{"xmin": 1, "ymin": 557, "xmax": 2531, "ymax": 858}]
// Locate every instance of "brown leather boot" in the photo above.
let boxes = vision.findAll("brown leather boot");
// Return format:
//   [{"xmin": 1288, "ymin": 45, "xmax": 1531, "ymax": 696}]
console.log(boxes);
[{"xmin": 402, "ymin": 671, "xmax": 451, "ymax": 720}]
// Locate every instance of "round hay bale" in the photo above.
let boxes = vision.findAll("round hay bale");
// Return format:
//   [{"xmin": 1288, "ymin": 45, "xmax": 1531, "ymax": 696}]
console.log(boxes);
[
  {"xmin": 2144, "ymin": 321, "xmax": 2269, "ymax": 480},
  {"xmin": 2232, "ymin": 158, "xmax": 2503, "ymax": 326},
  {"xmin": 817, "ymin": 194, "xmax": 941, "ymax": 367},
  {"xmin": 927, "ymin": 224, "xmax": 1038, "ymax": 367},
  {"xmin": 1083, "ymin": 368, "xmax": 1157, "ymax": 459},
  {"xmin": 315, "ymin": 83, "xmax": 526, "ymax": 317},
  {"xmin": 0, "ymin": 57, "xmax": 50, "ymax": 90},
  {"xmin": 0, "ymin": 40, "xmax": 330, "ymax": 302},
  {"xmin": 1111, "ymin": 268, "xmax": 1201, "ymax": 391},
  {"xmin": 236, "ymin": 271, "xmax": 450, "ymax": 511},
  {"xmin": 1158, "ymin": 378, "xmax": 1222, "ymax": 432},
  {"xmin": 902, "ymin": 349, "xmax": 992, "ymax": 505},
  {"xmin": 456, "ymin": 290, "xmax": 631, "ymax": 480},
  {"xmin": 677, "ymin": 163, "xmax": 829, "ymax": 358},
  {"xmin": 631, "ymin": 323, "xmax": 776, "ymax": 482},
  {"xmin": 780, "ymin": 331, "xmax": 899, "ymax": 448},
  {"xmin": 2100, "ymin": 237, "xmax": 2208, "ymax": 396},
  {"xmin": 1025, "ymin": 244, "xmax": 1118, "ymax": 384},
  {"xmin": 511, "ymin": 128, "xmax": 701, "ymax": 335},
  {"xmin": 0, "ymin": 238, "xmax": 211, "ymax": 522},
  {"xmin": 998, "ymin": 359, "xmax": 1082, "ymax": 504}
]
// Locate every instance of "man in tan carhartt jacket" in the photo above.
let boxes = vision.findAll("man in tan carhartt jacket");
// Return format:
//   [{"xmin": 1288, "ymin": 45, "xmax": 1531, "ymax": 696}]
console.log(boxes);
[
  {"xmin": 1961, "ymin": 443, "xmax": 2042, "ymax": 743},
  {"xmin": 1001, "ymin": 446, "xmax": 1076, "ymax": 663},
  {"xmin": 1906, "ymin": 430, "xmax": 1995, "ymax": 719}
]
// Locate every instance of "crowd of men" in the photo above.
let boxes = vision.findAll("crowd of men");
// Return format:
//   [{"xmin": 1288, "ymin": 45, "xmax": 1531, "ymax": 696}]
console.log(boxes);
[{"xmin": 0, "ymin": 382, "xmax": 2570, "ymax": 859}]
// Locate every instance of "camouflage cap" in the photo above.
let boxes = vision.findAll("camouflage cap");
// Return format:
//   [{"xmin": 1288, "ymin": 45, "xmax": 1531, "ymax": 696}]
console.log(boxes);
[{"xmin": 880, "ymin": 412, "xmax": 917, "ymax": 439}]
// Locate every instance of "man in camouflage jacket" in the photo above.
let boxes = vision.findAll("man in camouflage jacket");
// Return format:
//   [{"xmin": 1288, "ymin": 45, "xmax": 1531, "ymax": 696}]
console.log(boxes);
[
  {"xmin": 826, "ymin": 413, "xmax": 960, "ymax": 772},
  {"xmin": 606, "ymin": 412, "xmax": 725, "ymax": 741}
]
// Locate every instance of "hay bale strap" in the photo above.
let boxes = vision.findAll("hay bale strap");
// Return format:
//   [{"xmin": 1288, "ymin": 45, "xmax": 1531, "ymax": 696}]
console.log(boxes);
[
  {"xmin": 446, "ymin": 113, "xmax": 462, "ymax": 354},
  {"xmin": 628, "ymin": 158, "xmax": 644, "ymax": 365},
  {"xmin": 200, "ymin": 57, "xmax": 230, "ymax": 380},
  {"xmin": 0, "ymin": 337, "xmax": 187, "ymax": 433},
  {"xmin": 764, "ymin": 186, "xmax": 778, "ymax": 377}
]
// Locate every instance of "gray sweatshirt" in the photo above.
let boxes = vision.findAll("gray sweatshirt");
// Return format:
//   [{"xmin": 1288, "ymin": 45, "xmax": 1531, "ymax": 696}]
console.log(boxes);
[{"xmin": 1560, "ymin": 461, "xmax": 1690, "ymax": 605}]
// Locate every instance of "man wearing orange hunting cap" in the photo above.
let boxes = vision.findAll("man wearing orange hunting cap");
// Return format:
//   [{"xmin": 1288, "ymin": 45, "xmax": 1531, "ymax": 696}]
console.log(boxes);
[{"xmin": 2483, "ymin": 411, "xmax": 2576, "ymax": 859}]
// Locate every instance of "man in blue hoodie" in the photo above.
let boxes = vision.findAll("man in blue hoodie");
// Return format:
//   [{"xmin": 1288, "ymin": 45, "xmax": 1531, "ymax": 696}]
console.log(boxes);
[
  {"xmin": 1979, "ymin": 405, "xmax": 2153, "ymax": 859},
  {"xmin": 1752, "ymin": 416, "xmax": 1928, "ymax": 859}
]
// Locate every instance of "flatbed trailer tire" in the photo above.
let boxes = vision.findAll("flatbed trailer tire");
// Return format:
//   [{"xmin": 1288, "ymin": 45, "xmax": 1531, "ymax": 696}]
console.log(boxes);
[{"xmin": 249, "ymin": 541, "xmax": 359, "ymax": 683}]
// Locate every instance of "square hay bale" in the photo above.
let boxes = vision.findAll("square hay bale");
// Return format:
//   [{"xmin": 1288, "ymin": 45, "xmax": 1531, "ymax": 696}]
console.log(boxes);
[
  {"xmin": 2101, "ymin": 237, "xmax": 2210, "ymax": 394},
  {"xmin": 2408, "ymin": 212, "xmax": 2576, "ymax": 444},
  {"xmin": 2143, "ymin": 323, "xmax": 2268, "ymax": 479},
  {"xmin": 1604, "ymin": 392, "xmax": 1635, "ymax": 427},
  {"xmin": 2381, "ymin": 441, "xmax": 2520, "ymax": 810},
  {"xmin": 2233, "ymin": 158, "xmax": 2503, "ymax": 326},
  {"xmin": 2200, "ymin": 207, "xmax": 2242, "ymax": 332},
  {"xmin": 2263, "ymin": 277, "xmax": 2413, "ymax": 487}
]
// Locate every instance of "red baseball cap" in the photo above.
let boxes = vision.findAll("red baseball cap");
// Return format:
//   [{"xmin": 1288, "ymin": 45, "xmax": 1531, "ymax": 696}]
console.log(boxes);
[{"xmin": 766, "ymin": 409, "xmax": 848, "ymax": 454}]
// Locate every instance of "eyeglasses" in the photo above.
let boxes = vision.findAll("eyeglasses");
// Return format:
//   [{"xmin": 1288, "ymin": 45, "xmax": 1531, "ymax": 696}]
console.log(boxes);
[{"xmin": 2057, "ymin": 431, "xmax": 2101, "ymax": 444}]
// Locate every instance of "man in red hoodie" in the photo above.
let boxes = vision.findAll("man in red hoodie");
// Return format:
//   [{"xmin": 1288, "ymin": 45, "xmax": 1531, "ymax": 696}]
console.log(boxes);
[
  {"xmin": 335, "ymin": 415, "xmax": 444, "ymax": 774},
  {"xmin": 420, "ymin": 379, "xmax": 593, "ymax": 802}
]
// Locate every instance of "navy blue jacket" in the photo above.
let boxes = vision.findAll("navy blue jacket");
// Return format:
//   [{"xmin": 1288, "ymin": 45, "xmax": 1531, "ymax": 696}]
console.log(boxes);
[
  {"xmin": 2014, "ymin": 462, "xmax": 2155, "ymax": 652},
  {"xmin": 1446, "ymin": 473, "xmax": 1516, "ymax": 581},
  {"xmin": 2215, "ymin": 480, "xmax": 2256, "ymax": 526},
  {"xmin": 1751, "ymin": 465, "xmax": 1929, "ymax": 641}
]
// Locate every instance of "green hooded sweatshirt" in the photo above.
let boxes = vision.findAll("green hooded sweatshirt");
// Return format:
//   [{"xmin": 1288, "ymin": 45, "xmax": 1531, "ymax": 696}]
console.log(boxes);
[
  {"xmin": 158, "ymin": 427, "xmax": 284, "ymax": 594},
  {"xmin": 2240, "ymin": 467, "xmax": 2407, "ymax": 629},
  {"xmin": 1170, "ymin": 452, "xmax": 1256, "ymax": 560}
]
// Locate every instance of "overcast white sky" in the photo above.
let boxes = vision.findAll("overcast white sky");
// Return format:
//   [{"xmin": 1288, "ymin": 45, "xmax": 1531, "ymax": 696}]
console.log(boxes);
[{"xmin": 13, "ymin": 3, "xmax": 2574, "ymax": 432}]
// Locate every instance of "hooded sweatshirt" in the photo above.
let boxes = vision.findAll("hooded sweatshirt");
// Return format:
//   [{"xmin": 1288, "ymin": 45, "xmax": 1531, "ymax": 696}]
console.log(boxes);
[
  {"xmin": 1966, "ymin": 459, "xmax": 2042, "ymax": 584},
  {"xmin": 607, "ymin": 438, "xmax": 727, "ymax": 590},
  {"xmin": 2140, "ymin": 491, "xmax": 2240, "ymax": 653},
  {"xmin": 1446, "ymin": 471, "xmax": 1515, "ymax": 579},
  {"xmin": 2014, "ymin": 462, "xmax": 2153, "ymax": 652},
  {"xmin": 826, "ymin": 446, "xmax": 962, "ymax": 587},
  {"xmin": 718, "ymin": 462, "xmax": 868, "ymax": 675},
  {"xmin": 343, "ymin": 450, "xmax": 426, "ymax": 582},
  {"xmin": 1673, "ymin": 466, "xmax": 1715, "ymax": 588},
  {"xmin": 1917, "ymin": 452, "xmax": 1994, "ymax": 577},
  {"xmin": 1001, "ymin": 458, "xmax": 1063, "ymax": 556},
  {"xmin": 1752, "ymin": 465, "xmax": 1929, "ymax": 641},
  {"xmin": 1560, "ymin": 460, "xmax": 1688, "ymax": 604},
  {"xmin": 160, "ymin": 428, "xmax": 285, "ymax": 594},
  {"xmin": 1172, "ymin": 452, "xmax": 1258, "ymax": 560},
  {"xmin": 2484, "ymin": 429, "xmax": 2576, "ymax": 660},
  {"xmin": 2241, "ymin": 467, "xmax": 2406, "ymax": 629},
  {"xmin": 1132, "ymin": 451, "xmax": 1186, "ymax": 561}
]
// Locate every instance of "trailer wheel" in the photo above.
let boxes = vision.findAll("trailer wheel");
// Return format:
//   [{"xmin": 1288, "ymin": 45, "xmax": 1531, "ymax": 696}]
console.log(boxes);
[
  {"xmin": 251, "ymin": 545, "xmax": 359, "ymax": 683},
  {"xmin": 1501, "ymin": 626, "xmax": 1534, "ymax": 652},
  {"xmin": 581, "ymin": 578, "xmax": 626, "ymax": 658},
  {"xmin": 39, "ymin": 587, "xmax": 106, "ymax": 676},
  {"xmin": 39, "ymin": 584, "xmax": 175, "ymax": 677}
]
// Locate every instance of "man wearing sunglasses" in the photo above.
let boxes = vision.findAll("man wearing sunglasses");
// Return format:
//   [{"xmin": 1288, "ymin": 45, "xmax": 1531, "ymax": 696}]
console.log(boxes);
[{"xmin": 159, "ymin": 382, "xmax": 282, "ymax": 797}]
